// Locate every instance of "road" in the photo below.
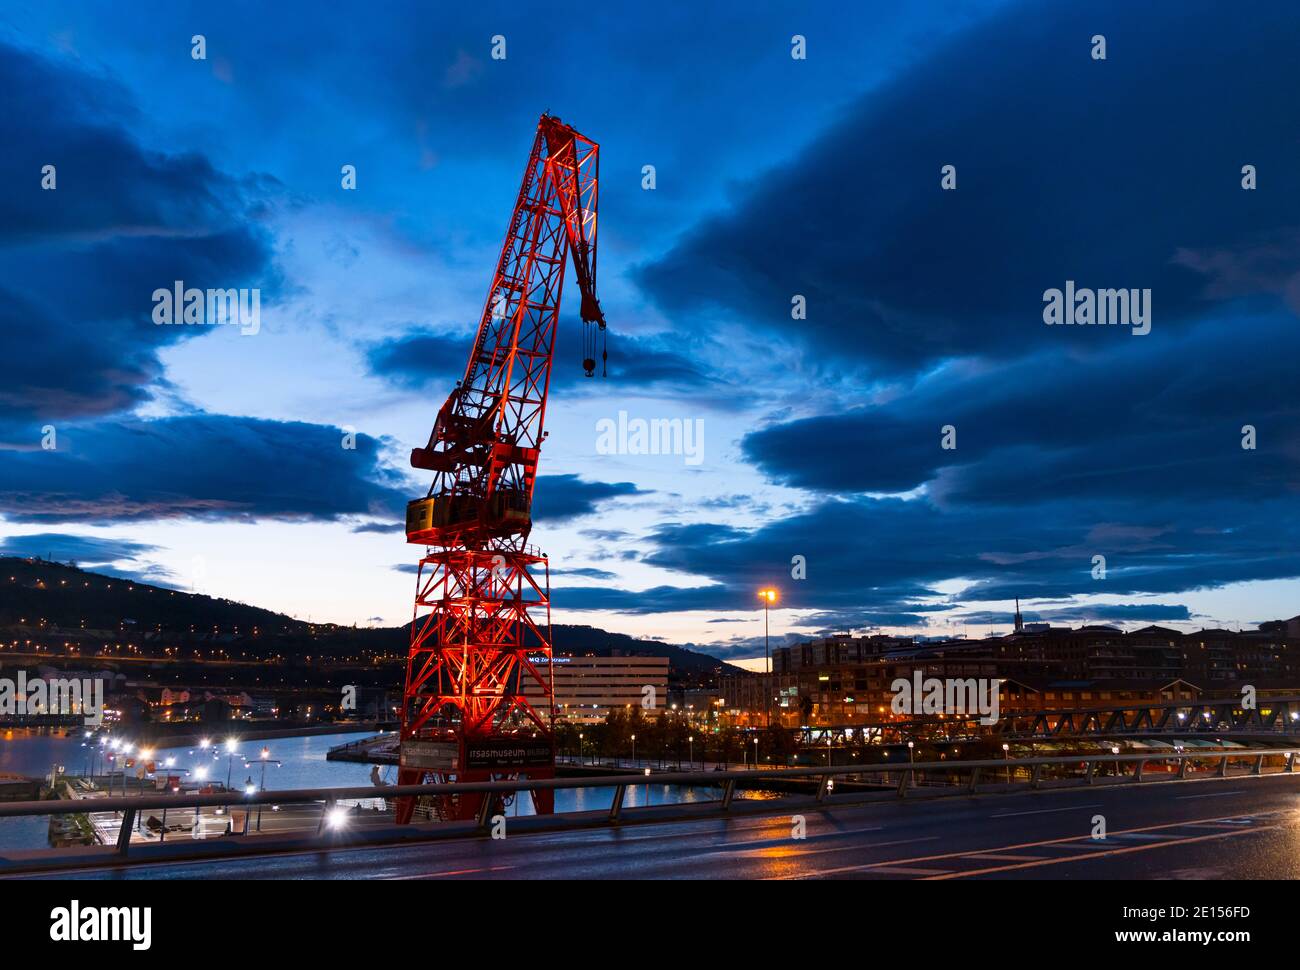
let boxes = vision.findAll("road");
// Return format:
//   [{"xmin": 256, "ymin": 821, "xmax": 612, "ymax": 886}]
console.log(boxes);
[{"xmin": 15, "ymin": 773, "xmax": 1300, "ymax": 880}]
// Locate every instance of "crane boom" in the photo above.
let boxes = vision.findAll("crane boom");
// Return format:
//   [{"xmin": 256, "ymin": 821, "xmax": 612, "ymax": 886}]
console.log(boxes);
[{"xmin": 396, "ymin": 114, "xmax": 605, "ymax": 823}]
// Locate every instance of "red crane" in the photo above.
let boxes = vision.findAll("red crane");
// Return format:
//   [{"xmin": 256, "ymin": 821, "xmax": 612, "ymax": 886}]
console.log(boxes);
[{"xmin": 395, "ymin": 114, "xmax": 605, "ymax": 823}]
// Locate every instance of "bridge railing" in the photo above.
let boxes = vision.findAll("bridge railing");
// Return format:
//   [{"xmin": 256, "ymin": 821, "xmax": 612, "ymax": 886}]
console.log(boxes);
[{"xmin": 2, "ymin": 747, "xmax": 1296, "ymax": 866}]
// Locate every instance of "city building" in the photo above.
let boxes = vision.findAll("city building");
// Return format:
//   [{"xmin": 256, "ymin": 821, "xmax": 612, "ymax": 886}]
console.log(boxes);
[
  {"xmin": 721, "ymin": 625, "xmax": 1300, "ymax": 725},
  {"xmin": 523, "ymin": 654, "xmax": 670, "ymax": 724}
]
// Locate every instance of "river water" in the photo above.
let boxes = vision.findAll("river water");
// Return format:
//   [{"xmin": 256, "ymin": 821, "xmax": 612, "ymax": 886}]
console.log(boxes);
[{"xmin": 0, "ymin": 728, "xmax": 727, "ymax": 850}]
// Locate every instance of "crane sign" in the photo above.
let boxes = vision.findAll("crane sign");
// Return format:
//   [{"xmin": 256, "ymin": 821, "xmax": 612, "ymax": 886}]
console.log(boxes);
[{"xmin": 396, "ymin": 114, "xmax": 605, "ymax": 823}]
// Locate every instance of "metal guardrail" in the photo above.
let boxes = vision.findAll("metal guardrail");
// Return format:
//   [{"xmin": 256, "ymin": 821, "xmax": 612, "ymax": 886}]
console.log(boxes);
[
  {"xmin": 3, "ymin": 748, "xmax": 1296, "ymax": 862},
  {"xmin": 792, "ymin": 695, "xmax": 1300, "ymax": 744}
]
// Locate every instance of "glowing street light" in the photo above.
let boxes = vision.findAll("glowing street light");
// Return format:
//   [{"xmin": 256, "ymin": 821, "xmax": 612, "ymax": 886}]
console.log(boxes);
[
  {"xmin": 757, "ymin": 588, "xmax": 778, "ymax": 728},
  {"xmin": 224, "ymin": 738, "xmax": 240, "ymax": 790}
]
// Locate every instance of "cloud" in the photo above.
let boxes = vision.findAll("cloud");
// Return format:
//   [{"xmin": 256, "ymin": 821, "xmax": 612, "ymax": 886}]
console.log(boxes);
[
  {"xmin": 550, "ymin": 566, "xmax": 618, "ymax": 580},
  {"xmin": 532, "ymin": 474, "xmax": 643, "ymax": 522},
  {"xmin": 1, "ymin": 414, "xmax": 407, "ymax": 524},
  {"xmin": 954, "ymin": 603, "xmax": 1193, "ymax": 625},
  {"xmin": 365, "ymin": 326, "xmax": 718, "ymax": 397},
  {"xmin": 637, "ymin": 2, "xmax": 1300, "ymax": 371},
  {"xmin": 0, "ymin": 39, "xmax": 280, "ymax": 425},
  {"xmin": 741, "ymin": 314, "xmax": 1300, "ymax": 500},
  {"xmin": 551, "ymin": 492, "xmax": 1300, "ymax": 621},
  {"xmin": 0, "ymin": 533, "xmax": 158, "ymax": 565}
]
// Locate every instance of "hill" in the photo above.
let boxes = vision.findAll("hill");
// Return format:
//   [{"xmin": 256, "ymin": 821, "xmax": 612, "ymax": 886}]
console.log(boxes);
[{"xmin": 0, "ymin": 556, "xmax": 736, "ymax": 678}]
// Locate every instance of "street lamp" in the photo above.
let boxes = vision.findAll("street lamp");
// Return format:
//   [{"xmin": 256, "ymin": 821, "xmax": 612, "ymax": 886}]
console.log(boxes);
[
  {"xmin": 688, "ymin": 735, "xmax": 694, "ymax": 770},
  {"xmin": 907, "ymin": 739, "xmax": 915, "ymax": 788},
  {"xmin": 245, "ymin": 746, "xmax": 280, "ymax": 832},
  {"xmin": 630, "ymin": 733, "xmax": 636, "ymax": 769},
  {"xmin": 1002, "ymin": 742, "xmax": 1010, "ymax": 784},
  {"xmin": 224, "ymin": 737, "xmax": 239, "ymax": 790},
  {"xmin": 757, "ymin": 588, "xmax": 778, "ymax": 728}
]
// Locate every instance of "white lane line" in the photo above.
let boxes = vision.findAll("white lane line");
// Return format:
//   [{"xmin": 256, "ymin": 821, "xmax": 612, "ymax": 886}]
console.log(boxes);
[
  {"xmin": 1053, "ymin": 842, "xmax": 1113, "ymax": 850},
  {"xmin": 989, "ymin": 803, "xmax": 1102, "ymax": 818},
  {"xmin": 773, "ymin": 837, "xmax": 942, "ymax": 879},
  {"xmin": 854, "ymin": 865, "xmax": 950, "ymax": 876},
  {"xmin": 1175, "ymin": 790, "xmax": 1246, "ymax": 800},
  {"xmin": 959, "ymin": 852, "xmax": 1048, "ymax": 862}
]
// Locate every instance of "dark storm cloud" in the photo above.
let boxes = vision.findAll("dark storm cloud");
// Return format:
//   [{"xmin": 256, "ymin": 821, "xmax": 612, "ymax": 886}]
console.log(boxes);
[
  {"xmin": 550, "ymin": 583, "xmax": 733, "ymax": 614},
  {"xmin": 531, "ymin": 474, "xmax": 643, "ymax": 522},
  {"xmin": 552, "ymin": 494, "xmax": 1300, "ymax": 621},
  {"xmin": 954, "ymin": 603, "xmax": 1193, "ymax": 625},
  {"xmin": 361, "ymin": 474, "xmax": 644, "ymax": 535},
  {"xmin": 351, "ymin": 522, "xmax": 402, "ymax": 534},
  {"xmin": 1, "ymin": 415, "xmax": 407, "ymax": 524},
  {"xmin": 0, "ymin": 533, "xmax": 158, "ymax": 564},
  {"xmin": 611, "ymin": 0, "xmax": 1300, "ymax": 625},
  {"xmin": 365, "ymin": 326, "xmax": 717, "ymax": 397},
  {"xmin": 637, "ymin": 1, "xmax": 1300, "ymax": 369},
  {"xmin": 742, "ymin": 313, "xmax": 1300, "ymax": 498},
  {"xmin": 550, "ymin": 567, "xmax": 618, "ymax": 580},
  {"xmin": 0, "ymin": 39, "xmax": 279, "ymax": 423}
]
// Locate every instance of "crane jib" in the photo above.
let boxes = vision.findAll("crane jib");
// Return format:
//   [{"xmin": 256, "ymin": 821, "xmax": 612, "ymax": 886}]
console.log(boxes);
[{"xmin": 394, "ymin": 115, "xmax": 606, "ymax": 823}]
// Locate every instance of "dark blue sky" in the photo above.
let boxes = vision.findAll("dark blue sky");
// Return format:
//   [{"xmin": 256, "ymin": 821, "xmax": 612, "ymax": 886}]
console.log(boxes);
[{"xmin": 2, "ymin": 1, "xmax": 1298, "ymax": 661}]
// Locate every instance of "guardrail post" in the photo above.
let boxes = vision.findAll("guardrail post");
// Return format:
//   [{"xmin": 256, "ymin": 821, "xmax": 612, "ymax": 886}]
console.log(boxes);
[
  {"xmin": 1030, "ymin": 764, "xmax": 1043, "ymax": 789},
  {"xmin": 1133, "ymin": 759, "xmax": 1145, "ymax": 782},
  {"xmin": 1084, "ymin": 761, "xmax": 1095, "ymax": 784},
  {"xmin": 317, "ymin": 797, "xmax": 335, "ymax": 835},
  {"xmin": 1253, "ymin": 755, "xmax": 1264, "ymax": 776},
  {"xmin": 967, "ymin": 766, "xmax": 981, "ymax": 793},
  {"xmin": 1217, "ymin": 756, "xmax": 1229, "ymax": 778},
  {"xmin": 1288, "ymin": 753, "xmax": 1297, "ymax": 773},
  {"xmin": 476, "ymin": 792, "xmax": 494, "ymax": 830},
  {"xmin": 116, "ymin": 809, "xmax": 136, "ymax": 856},
  {"xmin": 609, "ymin": 785, "xmax": 626, "ymax": 822},
  {"xmin": 721, "ymin": 778, "xmax": 737, "ymax": 810},
  {"xmin": 816, "ymin": 774, "xmax": 832, "ymax": 803},
  {"xmin": 1177, "ymin": 757, "xmax": 1189, "ymax": 779},
  {"xmin": 896, "ymin": 770, "xmax": 909, "ymax": 798}
]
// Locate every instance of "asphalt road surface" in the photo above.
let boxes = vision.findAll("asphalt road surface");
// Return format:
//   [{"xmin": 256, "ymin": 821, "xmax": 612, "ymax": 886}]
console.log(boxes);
[{"xmin": 16, "ymin": 773, "xmax": 1300, "ymax": 880}]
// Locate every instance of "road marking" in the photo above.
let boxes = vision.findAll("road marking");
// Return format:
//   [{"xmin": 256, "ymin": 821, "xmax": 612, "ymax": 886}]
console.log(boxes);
[
  {"xmin": 856, "ymin": 866, "xmax": 950, "ymax": 876},
  {"xmin": 959, "ymin": 853, "xmax": 1048, "ymax": 862},
  {"xmin": 1176, "ymin": 790, "xmax": 1245, "ymax": 800},
  {"xmin": 773, "ymin": 837, "xmax": 942, "ymax": 878},
  {"xmin": 787, "ymin": 811, "xmax": 1278, "ymax": 875},
  {"xmin": 390, "ymin": 865, "xmax": 515, "ymax": 880},
  {"xmin": 989, "ymin": 803, "xmax": 1102, "ymax": 818},
  {"xmin": 1052, "ymin": 841, "xmax": 1113, "ymax": 850},
  {"xmin": 923, "ymin": 824, "xmax": 1282, "ymax": 879}
]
